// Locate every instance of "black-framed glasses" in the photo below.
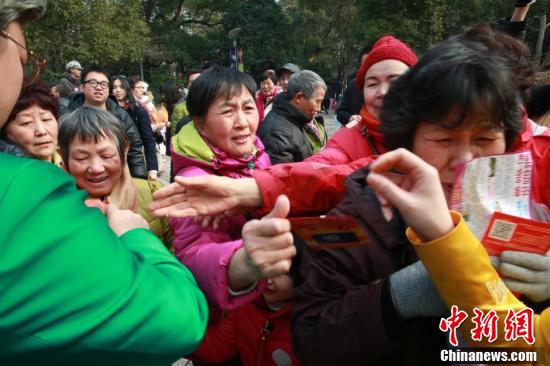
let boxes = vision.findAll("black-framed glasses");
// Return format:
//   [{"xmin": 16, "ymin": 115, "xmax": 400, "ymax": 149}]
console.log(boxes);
[
  {"xmin": 0, "ymin": 30, "xmax": 47, "ymax": 87},
  {"xmin": 83, "ymin": 79, "xmax": 110, "ymax": 89}
]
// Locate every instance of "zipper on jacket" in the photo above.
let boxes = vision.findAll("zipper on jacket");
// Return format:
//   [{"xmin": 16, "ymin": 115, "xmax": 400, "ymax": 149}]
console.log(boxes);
[{"xmin": 254, "ymin": 320, "xmax": 273, "ymax": 366}]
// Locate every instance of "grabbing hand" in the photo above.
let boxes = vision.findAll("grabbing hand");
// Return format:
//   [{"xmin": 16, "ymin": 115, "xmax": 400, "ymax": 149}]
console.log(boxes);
[
  {"xmin": 229, "ymin": 195, "xmax": 296, "ymax": 289},
  {"xmin": 149, "ymin": 175, "xmax": 261, "ymax": 218},
  {"xmin": 106, "ymin": 204, "xmax": 150, "ymax": 236},
  {"xmin": 497, "ymin": 250, "xmax": 550, "ymax": 302},
  {"xmin": 366, "ymin": 148, "xmax": 454, "ymax": 242}
]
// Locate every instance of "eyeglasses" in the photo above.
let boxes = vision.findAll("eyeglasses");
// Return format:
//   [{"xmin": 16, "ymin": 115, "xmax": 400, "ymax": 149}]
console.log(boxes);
[
  {"xmin": 0, "ymin": 30, "xmax": 47, "ymax": 87},
  {"xmin": 83, "ymin": 79, "xmax": 110, "ymax": 89}
]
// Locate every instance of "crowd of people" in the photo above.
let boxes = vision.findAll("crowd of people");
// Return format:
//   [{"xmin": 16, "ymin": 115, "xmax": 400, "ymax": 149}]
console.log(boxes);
[{"xmin": 1, "ymin": 0, "xmax": 549, "ymax": 366}]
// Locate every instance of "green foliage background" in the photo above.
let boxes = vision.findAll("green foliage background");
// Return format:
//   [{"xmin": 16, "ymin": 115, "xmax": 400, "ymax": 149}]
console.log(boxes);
[{"xmin": 26, "ymin": 0, "xmax": 550, "ymax": 89}]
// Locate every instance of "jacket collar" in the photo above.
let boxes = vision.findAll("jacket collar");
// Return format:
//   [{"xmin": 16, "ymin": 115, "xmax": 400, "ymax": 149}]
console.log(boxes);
[
  {"xmin": 272, "ymin": 94, "xmax": 312, "ymax": 127},
  {"xmin": 67, "ymin": 93, "xmax": 122, "ymax": 115},
  {"xmin": 171, "ymin": 122, "xmax": 266, "ymax": 175},
  {"xmin": 337, "ymin": 166, "xmax": 409, "ymax": 250}
]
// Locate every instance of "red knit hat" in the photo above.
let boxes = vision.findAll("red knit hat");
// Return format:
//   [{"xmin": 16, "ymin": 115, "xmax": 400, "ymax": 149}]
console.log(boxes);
[{"xmin": 356, "ymin": 36, "xmax": 418, "ymax": 90}]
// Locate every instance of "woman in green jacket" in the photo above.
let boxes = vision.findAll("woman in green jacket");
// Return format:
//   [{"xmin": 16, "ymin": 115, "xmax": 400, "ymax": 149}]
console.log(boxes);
[{"xmin": 0, "ymin": 1, "xmax": 208, "ymax": 365}]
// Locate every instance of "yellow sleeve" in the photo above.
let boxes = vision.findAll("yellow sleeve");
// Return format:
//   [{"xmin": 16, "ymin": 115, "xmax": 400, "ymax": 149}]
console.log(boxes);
[{"xmin": 407, "ymin": 212, "xmax": 549, "ymax": 363}]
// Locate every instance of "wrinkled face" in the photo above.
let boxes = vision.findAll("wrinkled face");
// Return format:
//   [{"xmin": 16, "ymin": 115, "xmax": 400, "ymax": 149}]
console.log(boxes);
[
  {"xmin": 262, "ymin": 274, "xmax": 294, "ymax": 305},
  {"xmin": 363, "ymin": 59, "xmax": 408, "ymax": 119},
  {"xmin": 6, "ymin": 105, "xmax": 58, "ymax": 161},
  {"xmin": 70, "ymin": 68, "xmax": 81, "ymax": 80},
  {"xmin": 196, "ymin": 86, "xmax": 258, "ymax": 158},
  {"xmin": 260, "ymin": 78, "xmax": 275, "ymax": 96},
  {"xmin": 278, "ymin": 71, "xmax": 292, "ymax": 92},
  {"xmin": 82, "ymin": 71, "xmax": 110, "ymax": 107},
  {"xmin": 412, "ymin": 116, "xmax": 506, "ymax": 203},
  {"xmin": 294, "ymin": 87, "xmax": 325, "ymax": 119},
  {"xmin": 67, "ymin": 135, "xmax": 124, "ymax": 199},
  {"xmin": 133, "ymin": 81, "xmax": 145, "ymax": 101},
  {"xmin": 0, "ymin": 21, "xmax": 26, "ymax": 128},
  {"xmin": 112, "ymin": 79, "xmax": 127, "ymax": 102}
]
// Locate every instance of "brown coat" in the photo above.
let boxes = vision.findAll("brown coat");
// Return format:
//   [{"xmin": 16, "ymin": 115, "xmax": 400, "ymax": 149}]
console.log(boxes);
[{"xmin": 291, "ymin": 166, "xmax": 445, "ymax": 365}]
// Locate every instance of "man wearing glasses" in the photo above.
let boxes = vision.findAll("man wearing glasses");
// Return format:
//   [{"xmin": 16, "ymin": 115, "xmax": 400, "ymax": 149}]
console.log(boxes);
[{"xmin": 64, "ymin": 66, "xmax": 147, "ymax": 179}]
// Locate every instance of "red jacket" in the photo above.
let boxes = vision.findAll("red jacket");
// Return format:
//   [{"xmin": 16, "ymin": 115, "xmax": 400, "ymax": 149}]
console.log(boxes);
[
  {"xmin": 192, "ymin": 299, "xmax": 302, "ymax": 366},
  {"xmin": 253, "ymin": 114, "xmax": 550, "ymax": 216},
  {"xmin": 253, "ymin": 118, "xmax": 379, "ymax": 217}
]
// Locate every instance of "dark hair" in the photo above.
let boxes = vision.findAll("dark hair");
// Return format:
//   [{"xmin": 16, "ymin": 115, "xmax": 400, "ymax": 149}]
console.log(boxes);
[
  {"xmin": 127, "ymin": 75, "xmax": 142, "ymax": 90},
  {"xmin": 160, "ymin": 80, "xmax": 181, "ymax": 116},
  {"xmin": 58, "ymin": 106, "xmax": 128, "ymax": 168},
  {"xmin": 81, "ymin": 66, "xmax": 110, "ymax": 85},
  {"xmin": 6, "ymin": 78, "xmax": 59, "ymax": 123},
  {"xmin": 358, "ymin": 42, "xmax": 374, "ymax": 65},
  {"xmin": 526, "ymin": 85, "xmax": 550, "ymax": 120},
  {"xmin": 381, "ymin": 26, "xmax": 526, "ymax": 151},
  {"xmin": 110, "ymin": 75, "xmax": 137, "ymax": 107},
  {"xmin": 186, "ymin": 66, "xmax": 257, "ymax": 120},
  {"xmin": 259, "ymin": 69, "xmax": 277, "ymax": 85}
]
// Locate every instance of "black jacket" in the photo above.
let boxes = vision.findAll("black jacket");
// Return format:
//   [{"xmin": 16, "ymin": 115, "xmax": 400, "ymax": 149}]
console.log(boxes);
[
  {"xmin": 58, "ymin": 73, "xmax": 80, "ymax": 92},
  {"xmin": 124, "ymin": 104, "xmax": 158, "ymax": 172},
  {"xmin": 292, "ymin": 166, "xmax": 445, "ymax": 366},
  {"xmin": 336, "ymin": 77, "xmax": 363, "ymax": 125},
  {"xmin": 258, "ymin": 95, "xmax": 313, "ymax": 165},
  {"xmin": 65, "ymin": 93, "xmax": 147, "ymax": 179}
]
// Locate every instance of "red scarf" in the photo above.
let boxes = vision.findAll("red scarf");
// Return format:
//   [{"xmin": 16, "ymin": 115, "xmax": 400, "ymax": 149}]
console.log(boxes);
[
  {"xmin": 359, "ymin": 106, "xmax": 386, "ymax": 155},
  {"xmin": 256, "ymin": 89, "xmax": 278, "ymax": 124}
]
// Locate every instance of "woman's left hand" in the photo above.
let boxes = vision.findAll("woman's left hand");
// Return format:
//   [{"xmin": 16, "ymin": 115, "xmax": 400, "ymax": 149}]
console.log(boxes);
[{"xmin": 366, "ymin": 148, "xmax": 454, "ymax": 242}]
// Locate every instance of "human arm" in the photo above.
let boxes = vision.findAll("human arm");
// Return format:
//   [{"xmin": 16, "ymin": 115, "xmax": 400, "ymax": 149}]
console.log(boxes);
[
  {"xmin": 412, "ymin": 215, "xmax": 549, "ymax": 358},
  {"xmin": 150, "ymin": 157, "xmax": 373, "ymax": 218},
  {"xmin": 497, "ymin": 0, "xmax": 535, "ymax": 40},
  {"xmin": 0, "ymin": 159, "xmax": 207, "ymax": 361},
  {"xmin": 169, "ymin": 189, "xmax": 294, "ymax": 309},
  {"xmin": 191, "ymin": 311, "xmax": 239, "ymax": 364},
  {"xmin": 365, "ymin": 148, "xmax": 549, "ymax": 355}
]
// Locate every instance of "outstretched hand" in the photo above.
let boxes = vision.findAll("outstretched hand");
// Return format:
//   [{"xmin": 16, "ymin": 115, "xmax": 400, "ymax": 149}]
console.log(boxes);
[
  {"xmin": 366, "ymin": 148, "xmax": 454, "ymax": 242},
  {"xmin": 149, "ymin": 175, "xmax": 261, "ymax": 218}
]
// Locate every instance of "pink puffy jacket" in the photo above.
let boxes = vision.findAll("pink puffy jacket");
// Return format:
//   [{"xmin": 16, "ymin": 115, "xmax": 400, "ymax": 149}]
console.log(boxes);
[{"xmin": 169, "ymin": 125, "xmax": 271, "ymax": 310}]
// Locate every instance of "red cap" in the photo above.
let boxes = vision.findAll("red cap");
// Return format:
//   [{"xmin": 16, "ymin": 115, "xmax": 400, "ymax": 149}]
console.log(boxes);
[{"xmin": 356, "ymin": 36, "xmax": 417, "ymax": 90}]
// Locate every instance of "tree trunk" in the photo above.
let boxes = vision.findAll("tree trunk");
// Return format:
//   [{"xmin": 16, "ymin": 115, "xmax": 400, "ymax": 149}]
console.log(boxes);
[{"xmin": 534, "ymin": 14, "xmax": 547, "ymax": 67}]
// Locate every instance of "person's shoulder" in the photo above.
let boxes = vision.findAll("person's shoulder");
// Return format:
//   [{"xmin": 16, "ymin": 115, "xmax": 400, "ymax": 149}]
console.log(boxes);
[
  {"xmin": 0, "ymin": 154, "xmax": 72, "ymax": 189},
  {"xmin": 0, "ymin": 155, "xmax": 85, "ymax": 224}
]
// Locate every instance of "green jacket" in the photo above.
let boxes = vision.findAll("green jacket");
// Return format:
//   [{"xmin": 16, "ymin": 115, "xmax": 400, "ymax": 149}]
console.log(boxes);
[
  {"xmin": 306, "ymin": 118, "xmax": 328, "ymax": 154},
  {"xmin": 0, "ymin": 153, "xmax": 208, "ymax": 365},
  {"xmin": 170, "ymin": 101, "xmax": 189, "ymax": 137}
]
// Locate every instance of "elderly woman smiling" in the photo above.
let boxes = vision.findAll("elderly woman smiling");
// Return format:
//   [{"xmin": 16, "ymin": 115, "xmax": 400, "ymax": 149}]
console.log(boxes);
[
  {"xmin": 1, "ymin": 79, "xmax": 61, "ymax": 164},
  {"xmin": 58, "ymin": 106, "xmax": 172, "ymax": 248}
]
